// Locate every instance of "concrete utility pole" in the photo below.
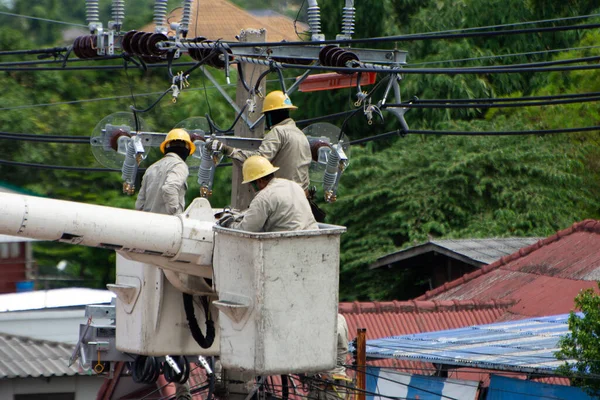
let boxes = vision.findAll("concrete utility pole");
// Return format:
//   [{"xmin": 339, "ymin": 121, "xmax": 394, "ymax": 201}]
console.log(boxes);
[{"xmin": 231, "ymin": 29, "xmax": 267, "ymax": 210}]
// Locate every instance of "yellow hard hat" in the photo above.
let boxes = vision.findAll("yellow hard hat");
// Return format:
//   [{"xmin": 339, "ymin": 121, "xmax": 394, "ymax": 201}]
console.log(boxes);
[
  {"xmin": 160, "ymin": 128, "xmax": 196, "ymax": 155},
  {"xmin": 242, "ymin": 155, "xmax": 280, "ymax": 184},
  {"xmin": 262, "ymin": 90, "xmax": 298, "ymax": 113}
]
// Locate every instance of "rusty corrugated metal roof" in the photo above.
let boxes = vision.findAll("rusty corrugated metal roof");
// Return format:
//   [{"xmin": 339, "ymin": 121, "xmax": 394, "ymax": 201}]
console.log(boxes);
[
  {"xmin": 417, "ymin": 220, "xmax": 600, "ymax": 318},
  {"xmin": 0, "ymin": 333, "xmax": 81, "ymax": 379},
  {"xmin": 141, "ymin": 0, "xmax": 308, "ymax": 42}
]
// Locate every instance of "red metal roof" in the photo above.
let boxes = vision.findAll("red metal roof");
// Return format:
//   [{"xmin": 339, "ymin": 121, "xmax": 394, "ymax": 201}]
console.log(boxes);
[
  {"xmin": 416, "ymin": 220, "xmax": 600, "ymax": 318},
  {"xmin": 339, "ymin": 299, "xmax": 515, "ymax": 340}
]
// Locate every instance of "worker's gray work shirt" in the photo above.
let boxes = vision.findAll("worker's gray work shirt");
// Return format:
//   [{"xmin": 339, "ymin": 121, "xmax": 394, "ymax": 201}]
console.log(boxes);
[
  {"xmin": 135, "ymin": 152, "xmax": 189, "ymax": 215},
  {"xmin": 230, "ymin": 178, "xmax": 319, "ymax": 232},
  {"xmin": 229, "ymin": 118, "xmax": 312, "ymax": 190}
]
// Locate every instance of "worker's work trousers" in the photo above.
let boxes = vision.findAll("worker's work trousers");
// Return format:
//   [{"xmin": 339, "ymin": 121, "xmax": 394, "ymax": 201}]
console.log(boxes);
[
  {"xmin": 307, "ymin": 378, "xmax": 351, "ymax": 400},
  {"xmin": 175, "ymin": 382, "xmax": 192, "ymax": 400}
]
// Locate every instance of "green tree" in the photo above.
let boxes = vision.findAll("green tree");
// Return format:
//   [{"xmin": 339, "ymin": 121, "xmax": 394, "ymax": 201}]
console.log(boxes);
[{"xmin": 556, "ymin": 284, "xmax": 600, "ymax": 397}]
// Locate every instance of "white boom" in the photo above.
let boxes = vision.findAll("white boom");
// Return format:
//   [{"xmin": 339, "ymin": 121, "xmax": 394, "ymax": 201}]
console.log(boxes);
[{"xmin": 0, "ymin": 192, "xmax": 215, "ymax": 278}]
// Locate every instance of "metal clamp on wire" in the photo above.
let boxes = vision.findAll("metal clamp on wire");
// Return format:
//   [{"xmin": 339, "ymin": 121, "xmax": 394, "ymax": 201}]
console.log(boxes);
[
  {"xmin": 171, "ymin": 71, "xmax": 189, "ymax": 103},
  {"xmin": 197, "ymin": 355, "xmax": 213, "ymax": 375}
]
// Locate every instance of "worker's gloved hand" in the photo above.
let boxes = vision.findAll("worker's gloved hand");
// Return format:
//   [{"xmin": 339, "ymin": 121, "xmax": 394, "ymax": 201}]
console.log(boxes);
[
  {"xmin": 204, "ymin": 138, "xmax": 233, "ymax": 156},
  {"xmin": 217, "ymin": 212, "xmax": 236, "ymax": 228}
]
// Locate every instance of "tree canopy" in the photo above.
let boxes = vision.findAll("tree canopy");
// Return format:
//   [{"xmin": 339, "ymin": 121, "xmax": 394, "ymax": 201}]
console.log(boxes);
[{"xmin": 556, "ymin": 284, "xmax": 600, "ymax": 397}]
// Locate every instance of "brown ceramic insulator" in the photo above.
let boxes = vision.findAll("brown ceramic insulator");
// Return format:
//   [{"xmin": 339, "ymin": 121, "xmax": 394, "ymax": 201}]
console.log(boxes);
[
  {"xmin": 72, "ymin": 36, "xmax": 84, "ymax": 59},
  {"xmin": 121, "ymin": 30, "xmax": 137, "ymax": 54},
  {"xmin": 310, "ymin": 140, "xmax": 330, "ymax": 162},
  {"xmin": 129, "ymin": 31, "xmax": 148, "ymax": 56},
  {"xmin": 319, "ymin": 45, "xmax": 338, "ymax": 65},
  {"xmin": 108, "ymin": 130, "xmax": 131, "ymax": 151},
  {"xmin": 146, "ymin": 33, "xmax": 168, "ymax": 56}
]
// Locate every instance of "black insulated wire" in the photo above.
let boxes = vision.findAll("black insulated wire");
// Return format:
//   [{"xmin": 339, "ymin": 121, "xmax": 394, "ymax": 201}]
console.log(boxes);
[
  {"xmin": 225, "ymin": 22, "xmax": 600, "ymax": 48},
  {"xmin": 384, "ymin": 95, "xmax": 600, "ymax": 109},
  {"xmin": 403, "ymin": 91, "xmax": 600, "ymax": 104},
  {"xmin": 235, "ymin": 61, "xmax": 251, "ymax": 92},
  {"xmin": 205, "ymin": 103, "xmax": 248, "ymax": 134},
  {"xmin": 183, "ymin": 293, "xmax": 215, "ymax": 349}
]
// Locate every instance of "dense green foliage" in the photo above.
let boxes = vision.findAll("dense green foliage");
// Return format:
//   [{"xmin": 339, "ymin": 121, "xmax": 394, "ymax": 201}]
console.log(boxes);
[
  {"xmin": 0, "ymin": 0, "xmax": 599, "ymax": 299},
  {"xmin": 556, "ymin": 284, "xmax": 600, "ymax": 396}
]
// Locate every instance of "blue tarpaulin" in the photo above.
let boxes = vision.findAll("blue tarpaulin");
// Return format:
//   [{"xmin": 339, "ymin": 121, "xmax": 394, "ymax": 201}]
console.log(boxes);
[
  {"xmin": 366, "ymin": 367, "xmax": 478, "ymax": 400},
  {"xmin": 486, "ymin": 375, "xmax": 593, "ymax": 400}
]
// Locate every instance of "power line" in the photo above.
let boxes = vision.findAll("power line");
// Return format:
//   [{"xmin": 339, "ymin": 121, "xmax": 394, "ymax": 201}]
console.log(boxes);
[
  {"xmin": 383, "ymin": 95, "xmax": 600, "ymax": 109},
  {"xmin": 411, "ymin": 45, "xmax": 600, "ymax": 66},
  {"xmin": 0, "ymin": 10, "xmax": 87, "ymax": 27},
  {"xmin": 0, "ymin": 77, "xmax": 296, "ymax": 112},
  {"xmin": 404, "ymin": 91, "xmax": 600, "ymax": 103},
  {"xmin": 225, "ymin": 22, "xmax": 600, "ymax": 48},
  {"xmin": 0, "ymin": 132, "xmax": 88, "ymax": 143},
  {"xmin": 275, "ymin": 59, "xmax": 600, "ymax": 75},
  {"xmin": 348, "ymin": 125, "xmax": 600, "ymax": 145},
  {"xmin": 0, "ymin": 60, "xmax": 197, "ymax": 72},
  {"xmin": 0, "ymin": 55, "xmax": 123, "ymax": 67},
  {"xmin": 392, "ymin": 12, "xmax": 600, "ymax": 37},
  {"xmin": 0, "ymin": 158, "xmax": 232, "ymax": 172},
  {"xmin": 0, "ymin": 46, "xmax": 69, "ymax": 57}
]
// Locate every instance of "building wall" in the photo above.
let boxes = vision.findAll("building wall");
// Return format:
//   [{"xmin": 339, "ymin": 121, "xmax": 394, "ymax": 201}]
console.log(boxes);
[
  {"xmin": 0, "ymin": 308, "xmax": 108, "ymax": 344},
  {"xmin": 0, "ymin": 376, "xmax": 103, "ymax": 400},
  {"xmin": 0, "ymin": 242, "xmax": 28, "ymax": 294}
]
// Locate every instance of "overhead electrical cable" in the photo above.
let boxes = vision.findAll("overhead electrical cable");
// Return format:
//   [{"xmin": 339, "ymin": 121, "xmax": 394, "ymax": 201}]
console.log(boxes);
[
  {"xmin": 384, "ymin": 95, "xmax": 600, "ymax": 109},
  {"xmin": 0, "ymin": 77, "xmax": 296, "ymax": 112},
  {"xmin": 1, "ymin": 54, "xmax": 600, "ymax": 75},
  {"xmin": 411, "ymin": 45, "xmax": 600, "ymax": 66},
  {"xmin": 0, "ymin": 159, "xmax": 122, "ymax": 172},
  {"xmin": 404, "ymin": 91, "xmax": 600, "ymax": 103},
  {"xmin": 224, "ymin": 22, "xmax": 600, "ymax": 48},
  {"xmin": 0, "ymin": 46, "xmax": 69, "ymax": 57},
  {"xmin": 0, "ymin": 55, "xmax": 124, "ymax": 67},
  {"xmin": 272, "ymin": 60, "xmax": 600, "ymax": 75},
  {"xmin": 0, "ymin": 158, "xmax": 232, "ymax": 172},
  {"xmin": 0, "ymin": 10, "xmax": 87, "ymax": 27},
  {"xmin": 348, "ymin": 125, "xmax": 600, "ymax": 145}
]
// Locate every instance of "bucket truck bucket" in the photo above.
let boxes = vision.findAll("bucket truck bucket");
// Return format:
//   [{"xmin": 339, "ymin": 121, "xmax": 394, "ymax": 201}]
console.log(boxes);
[{"xmin": 213, "ymin": 223, "xmax": 346, "ymax": 375}]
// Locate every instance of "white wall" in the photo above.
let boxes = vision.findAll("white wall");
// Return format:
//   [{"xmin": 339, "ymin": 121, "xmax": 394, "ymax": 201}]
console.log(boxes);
[
  {"xmin": 0, "ymin": 308, "xmax": 112, "ymax": 344},
  {"xmin": 0, "ymin": 309, "xmax": 87, "ymax": 344},
  {"xmin": 0, "ymin": 376, "xmax": 103, "ymax": 400}
]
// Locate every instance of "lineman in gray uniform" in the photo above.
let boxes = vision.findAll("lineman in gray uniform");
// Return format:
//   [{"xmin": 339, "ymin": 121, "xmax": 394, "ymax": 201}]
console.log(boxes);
[
  {"xmin": 206, "ymin": 90, "xmax": 312, "ymax": 191},
  {"xmin": 135, "ymin": 128, "xmax": 195, "ymax": 400},
  {"xmin": 135, "ymin": 128, "xmax": 194, "ymax": 214},
  {"xmin": 220, "ymin": 155, "xmax": 318, "ymax": 232},
  {"xmin": 307, "ymin": 314, "xmax": 352, "ymax": 400}
]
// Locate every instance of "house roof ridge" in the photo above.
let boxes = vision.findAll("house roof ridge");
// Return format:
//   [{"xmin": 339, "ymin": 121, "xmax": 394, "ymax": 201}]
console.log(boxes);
[
  {"xmin": 414, "ymin": 219, "xmax": 600, "ymax": 300},
  {"xmin": 0, "ymin": 332, "xmax": 74, "ymax": 349},
  {"xmin": 338, "ymin": 299, "xmax": 515, "ymax": 314}
]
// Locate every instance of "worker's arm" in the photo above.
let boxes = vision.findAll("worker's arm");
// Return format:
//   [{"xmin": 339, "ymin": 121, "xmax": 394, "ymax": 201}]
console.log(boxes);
[
  {"xmin": 229, "ymin": 195, "xmax": 269, "ymax": 232},
  {"xmin": 135, "ymin": 178, "xmax": 146, "ymax": 211},
  {"xmin": 229, "ymin": 128, "xmax": 282, "ymax": 163},
  {"xmin": 161, "ymin": 163, "xmax": 188, "ymax": 215}
]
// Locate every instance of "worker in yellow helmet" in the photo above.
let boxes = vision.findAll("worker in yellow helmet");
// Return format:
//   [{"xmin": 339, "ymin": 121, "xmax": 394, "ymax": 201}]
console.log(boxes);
[
  {"xmin": 136, "ymin": 128, "xmax": 197, "ymax": 399},
  {"xmin": 205, "ymin": 90, "xmax": 312, "ymax": 192},
  {"xmin": 219, "ymin": 156, "xmax": 318, "ymax": 232},
  {"xmin": 135, "ymin": 128, "xmax": 195, "ymax": 215},
  {"xmin": 304, "ymin": 314, "xmax": 352, "ymax": 400}
]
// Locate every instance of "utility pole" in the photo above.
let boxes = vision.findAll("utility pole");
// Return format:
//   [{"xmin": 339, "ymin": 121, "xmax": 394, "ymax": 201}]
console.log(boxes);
[
  {"xmin": 231, "ymin": 29, "xmax": 267, "ymax": 210},
  {"xmin": 356, "ymin": 328, "xmax": 367, "ymax": 400}
]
